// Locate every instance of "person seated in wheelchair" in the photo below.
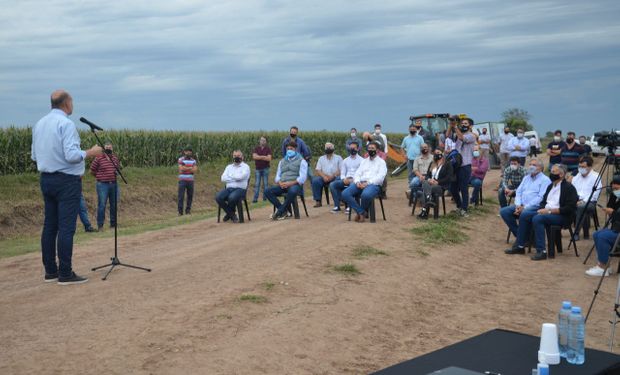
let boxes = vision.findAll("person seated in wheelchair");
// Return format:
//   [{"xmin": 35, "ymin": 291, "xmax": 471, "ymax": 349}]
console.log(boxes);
[
  {"xmin": 586, "ymin": 176, "xmax": 620, "ymax": 277},
  {"xmin": 215, "ymin": 150, "xmax": 251, "ymax": 223},
  {"xmin": 311, "ymin": 142, "xmax": 343, "ymax": 208},
  {"xmin": 571, "ymin": 156, "xmax": 601, "ymax": 241},
  {"xmin": 417, "ymin": 149, "xmax": 454, "ymax": 220},
  {"xmin": 342, "ymin": 141, "xmax": 387, "ymax": 223},
  {"xmin": 264, "ymin": 141, "xmax": 308, "ymax": 221},
  {"xmin": 498, "ymin": 156, "xmax": 527, "ymax": 208}
]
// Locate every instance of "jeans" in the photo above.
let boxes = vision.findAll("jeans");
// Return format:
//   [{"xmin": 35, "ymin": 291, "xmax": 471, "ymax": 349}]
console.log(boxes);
[
  {"xmin": 500, "ymin": 205, "xmax": 539, "ymax": 245},
  {"xmin": 469, "ymin": 177, "xmax": 483, "ymax": 204},
  {"xmin": 498, "ymin": 189, "xmax": 515, "ymax": 208},
  {"xmin": 253, "ymin": 168, "xmax": 269, "ymax": 201},
  {"xmin": 593, "ymin": 228, "xmax": 619, "ymax": 264},
  {"xmin": 329, "ymin": 178, "xmax": 350, "ymax": 208},
  {"xmin": 78, "ymin": 194, "xmax": 92, "ymax": 230},
  {"xmin": 450, "ymin": 164, "xmax": 472, "ymax": 211},
  {"xmin": 96, "ymin": 181, "xmax": 119, "ymax": 227},
  {"xmin": 40, "ymin": 172, "xmax": 81, "ymax": 278},
  {"xmin": 407, "ymin": 159, "xmax": 415, "ymax": 183},
  {"xmin": 409, "ymin": 176, "xmax": 422, "ymax": 193},
  {"xmin": 215, "ymin": 188, "xmax": 247, "ymax": 217},
  {"xmin": 342, "ymin": 184, "xmax": 381, "ymax": 215},
  {"xmin": 575, "ymin": 201, "xmax": 596, "ymax": 235},
  {"xmin": 178, "ymin": 180, "xmax": 194, "ymax": 214},
  {"xmin": 531, "ymin": 214, "xmax": 565, "ymax": 253},
  {"xmin": 264, "ymin": 184, "xmax": 302, "ymax": 216},
  {"xmin": 311, "ymin": 176, "xmax": 337, "ymax": 202}
]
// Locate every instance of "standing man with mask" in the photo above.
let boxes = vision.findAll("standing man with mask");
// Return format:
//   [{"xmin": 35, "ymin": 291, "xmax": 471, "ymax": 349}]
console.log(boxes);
[
  {"xmin": 561, "ymin": 131, "xmax": 585, "ymax": 175},
  {"xmin": 311, "ymin": 142, "xmax": 343, "ymax": 207},
  {"xmin": 281, "ymin": 125, "xmax": 312, "ymax": 178},
  {"xmin": 346, "ymin": 128, "xmax": 361, "ymax": 153},
  {"xmin": 546, "ymin": 130, "xmax": 565, "ymax": 171},
  {"xmin": 91, "ymin": 141, "xmax": 121, "ymax": 230},
  {"xmin": 373, "ymin": 123, "xmax": 388, "ymax": 153},
  {"xmin": 499, "ymin": 126, "xmax": 514, "ymax": 170},
  {"xmin": 401, "ymin": 123, "xmax": 424, "ymax": 183},
  {"xmin": 252, "ymin": 136, "xmax": 272, "ymax": 203},
  {"xmin": 216, "ymin": 150, "xmax": 251, "ymax": 223},
  {"xmin": 478, "ymin": 127, "xmax": 491, "ymax": 159},
  {"xmin": 177, "ymin": 145, "xmax": 197, "ymax": 216},
  {"xmin": 31, "ymin": 89, "xmax": 102, "ymax": 285},
  {"xmin": 266, "ymin": 141, "xmax": 308, "ymax": 220},
  {"xmin": 446, "ymin": 117, "xmax": 476, "ymax": 217},
  {"xmin": 579, "ymin": 135, "xmax": 592, "ymax": 156},
  {"xmin": 507, "ymin": 128, "xmax": 529, "ymax": 166}
]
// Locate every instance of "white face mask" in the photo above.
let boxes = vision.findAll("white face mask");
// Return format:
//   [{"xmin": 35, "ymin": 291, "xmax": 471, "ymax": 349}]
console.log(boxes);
[
  {"xmin": 374, "ymin": 129, "xmax": 381, "ymax": 135},
  {"xmin": 509, "ymin": 164, "xmax": 518, "ymax": 171},
  {"xmin": 517, "ymin": 133, "xmax": 524, "ymax": 138},
  {"xmin": 554, "ymin": 136, "xmax": 561, "ymax": 142},
  {"xmin": 579, "ymin": 167, "xmax": 589, "ymax": 176},
  {"xmin": 351, "ymin": 132, "xmax": 356, "ymax": 137}
]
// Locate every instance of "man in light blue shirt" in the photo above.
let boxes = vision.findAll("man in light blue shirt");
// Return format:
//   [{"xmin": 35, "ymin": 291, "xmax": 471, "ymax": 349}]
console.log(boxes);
[
  {"xmin": 507, "ymin": 128, "xmax": 530, "ymax": 165},
  {"xmin": 31, "ymin": 90, "xmax": 102, "ymax": 285},
  {"xmin": 401, "ymin": 123, "xmax": 424, "ymax": 182},
  {"xmin": 500, "ymin": 158, "xmax": 551, "ymax": 251}
]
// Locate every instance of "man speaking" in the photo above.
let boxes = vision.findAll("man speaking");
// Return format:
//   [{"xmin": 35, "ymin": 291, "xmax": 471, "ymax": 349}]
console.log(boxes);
[{"xmin": 31, "ymin": 90, "xmax": 102, "ymax": 285}]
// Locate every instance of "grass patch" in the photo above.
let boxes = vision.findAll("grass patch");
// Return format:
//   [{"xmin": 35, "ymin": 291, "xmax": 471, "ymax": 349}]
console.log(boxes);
[
  {"xmin": 481, "ymin": 197, "xmax": 499, "ymax": 206},
  {"xmin": 333, "ymin": 263, "xmax": 361, "ymax": 276},
  {"xmin": 263, "ymin": 282, "xmax": 275, "ymax": 291},
  {"xmin": 352, "ymin": 245, "xmax": 388, "ymax": 258},
  {"xmin": 416, "ymin": 248, "xmax": 430, "ymax": 257},
  {"xmin": 238, "ymin": 294, "xmax": 268, "ymax": 303},
  {"xmin": 410, "ymin": 214, "xmax": 469, "ymax": 245}
]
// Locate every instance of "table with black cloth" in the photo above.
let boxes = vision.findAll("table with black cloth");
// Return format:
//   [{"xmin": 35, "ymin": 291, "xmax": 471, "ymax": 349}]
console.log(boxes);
[{"xmin": 372, "ymin": 329, "xmax": 620, "ymax": 375}]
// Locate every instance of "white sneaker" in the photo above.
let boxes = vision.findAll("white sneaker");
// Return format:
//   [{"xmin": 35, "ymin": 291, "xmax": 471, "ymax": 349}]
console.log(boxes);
[
  {"xmin": 585, "ymin": 265, "xmax": 611, "ymax": 277},
  {"xmin": 331, "ymin": 207, "xmax": 341, "ymax": 214},
  {"xmin": 345, "ymin": 207, "xmax": 350, "ymax": 213}
]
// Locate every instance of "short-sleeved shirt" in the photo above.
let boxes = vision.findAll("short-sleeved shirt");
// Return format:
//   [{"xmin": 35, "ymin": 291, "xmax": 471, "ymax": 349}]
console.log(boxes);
[
  {"xmin": 401, "ymin": 134, "xmax": 424, "ymax": 160},
  {"xmin": 547, "ymin": 141, "xmax": 565, "ymax": 164},
  {"xmin": 456, "ymin": 133, "xmax": 476, "ymax": 166},
  {"xmin": 560, "ymin": 143, "xmax": 585, "ymax": 172},
  {"xmin": 315, "ymin": 154, "xmax": 343, "ymax": 176},
  {"xmin": 478, "ymin": 133, "xmax": 491, "ymax": 149},
  {"xmin": 499, "ymin": 133, "xmax": 514, "ymax": 153},
  {"xmin": 253, "ymin": 146, "xmax": 272, "ymax": 170}
]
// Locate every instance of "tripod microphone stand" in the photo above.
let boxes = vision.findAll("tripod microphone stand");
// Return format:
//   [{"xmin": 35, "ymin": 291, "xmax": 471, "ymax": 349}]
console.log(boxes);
[{"xmin": 81, "ymin": 117, "xmax": 151, "ymax": 280}]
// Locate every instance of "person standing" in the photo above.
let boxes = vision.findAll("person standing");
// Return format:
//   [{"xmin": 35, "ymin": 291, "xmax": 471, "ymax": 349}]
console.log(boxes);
[
  {"xmin": 90, "ymin": 141, "xmax": 121, "ymax": 230},
  {"xmin": 401, "ymin": 123, "xmax": 424, "ymax": 183},
  {"xmin": 478, "ymin": 127, "xmax": 491, "ymax": 159},
  {"xmin": 252, "ymin": 136, "xmax": 272, "ymax": 203},
  {"xmin": 498, "ymin": 126, "xmax": 514, "ymax": 170},
  {"xmin": 177, "ymin": 145, "xmax": 197, "ymax": 215},
  {"xmin": 345, "ymin": 128, "xmax": 361, "ymax": 154},
  {"xmin": 216, "ymin": 150, "xmax": 251, "ymax": 223},
  {"xmin": 561, "ymin": 131, "xmax": 585, "ymax": 175},
  {"xmin": 311, "ymin": 143, "xmax": 343, "ymax": 207},
  {"xmin": 546, "ymin": 130, "xmax": 565, "ymax": 171},
  {"xmin": 373, "ymin": 124, "xmax": 388, "ymax": 153},
  {"xmin": 529, "ymin": 136, "xmax": 539, "ymax": 157},
  {"xmin": 447, "ymin": 117, "xmax": 476, "ymax": 217},
  {"xmin": 507, "ymin": 128, "xmax": 529, "ymax": 166},
  {"xmin": 281, "ymin": 125, "xmax": 312, "ymax": 177},
  {"xmin": 579, "ymin": 135, "xmax": 592, "ymax": 156},
  {"xmin": 31, "ymin": 89, "xmax": 102, "ymax": 285}
]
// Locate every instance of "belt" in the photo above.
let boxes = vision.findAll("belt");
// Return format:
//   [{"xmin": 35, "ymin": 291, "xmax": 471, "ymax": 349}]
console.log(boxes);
[{"xmin": 98, "ymin": 180, "xmax": 117, "ymax": 184}]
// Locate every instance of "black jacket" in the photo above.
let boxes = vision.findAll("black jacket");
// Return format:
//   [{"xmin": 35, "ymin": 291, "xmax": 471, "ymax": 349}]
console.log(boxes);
[
  {"xmin": 539, "ymin": 179, "xmax": 578, "ymax": 223},
  {"xmin": 425, "ymin": 161, "xmax": 454, "ymax": 188},
  {"xmin": 606, "ymin": 194, "xmax": 620, "ymax": 232}
]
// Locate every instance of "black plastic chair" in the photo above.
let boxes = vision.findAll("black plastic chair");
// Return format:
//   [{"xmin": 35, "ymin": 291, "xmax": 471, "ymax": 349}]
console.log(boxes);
[
  {"xmin": 272, "ymin": 191, "xmax": 309, "ymax": 219},
  {"xmin": 547, "ymin": 223, "xmax": 579, "ymax": 257},
  {"xmin": 468, "ymin": 183, "xmax": 483, "ymax": 206},
  {"xmin": 347, "ymin": 195, "xmax": 386, "ymax": 223},
  {"xmin": 411, "ymin": 188, "xmax": 446, "ymax": 220},
  {"xmin": 217, "ymin": 198, "xmax": 251, "ymax": 223}
]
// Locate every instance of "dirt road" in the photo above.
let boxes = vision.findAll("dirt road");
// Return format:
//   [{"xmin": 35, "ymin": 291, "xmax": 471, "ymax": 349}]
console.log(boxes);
[{"xmin": 0, "ymin": 172, "xmax": 618, "ymax": 374}]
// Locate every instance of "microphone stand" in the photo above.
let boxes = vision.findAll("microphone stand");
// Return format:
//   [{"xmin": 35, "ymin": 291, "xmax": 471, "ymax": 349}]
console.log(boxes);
[{"xmin": 85, "ymin": 121, "xmax": 151, "ymax": 280}]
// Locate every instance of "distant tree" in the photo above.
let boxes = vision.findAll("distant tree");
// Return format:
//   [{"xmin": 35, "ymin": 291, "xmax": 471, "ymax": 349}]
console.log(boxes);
[
  {"xmin": 545, "ymin": 131, "xmax": 554, "ymax": 138},
  {"xmin": 501, "ymin": 107, "xmax": 534, "ymax": 132}
]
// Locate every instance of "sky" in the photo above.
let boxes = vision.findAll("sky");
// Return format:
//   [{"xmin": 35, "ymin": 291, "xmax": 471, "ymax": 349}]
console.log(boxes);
[{"xmin": 1, "ymin": 0, "xmax": 619, "ymax": 135}]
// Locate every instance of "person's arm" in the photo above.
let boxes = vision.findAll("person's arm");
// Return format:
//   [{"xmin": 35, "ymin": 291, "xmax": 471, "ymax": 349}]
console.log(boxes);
[
  {"xmin": 535, "ymin": 179, "xmax": 552, "ymax": 207},
  {"xmin": 340, "ymin": 159, "xmax": 348, "ymax": 180},
  {"xmin": 333, "ymin": 156, "xmax": 342, "ymax": 178},
  {"xmin": 480, "ymin": 158, "xmax": 489, "ymax": 173},
  {"xmin": 507, "ymin": 138, "xmax": 516, "ymax": 152},
  {"xmin": 264, "ymin": 148, "xmax": 272, "ymax": 161},
  {"xmin": 221, "ymin": 165, "xmax": 231, "ymax": 183},
  {"xmin": 315, "ymin": 157, "xmax": 328, "ymax": 179},
  {"xmin": 368, "ymin": 159, "xmax": 387, "ymax": 185},
  {"xmin": 281, "ymin": 139, "xmax": 287, "ymax": 159},
  {"xmin": 297, "ymin": 160, "xmax": 308, "ymax": 185},
  {"xmin": 31, "ymin": 133, "xmax": 36, "ymax": 162},
  {"xmin": 274, "ymin": 161, "xmax": 282, "ymax": 184},
  {"xmin": 300, "ymin": 139, "xmax": 311, "ymax": 160},
  {"xmin": 238, "ymin": 164, "xmax": 251, "ymax": 182},
  {"xmin": 62, "ymin": 122, "xmax": 88, "ymax": 164},
  {"xmin": 592, "ymin": 175, "xmax": 602, "ymax": 202},
  {"xmin": 514, "ymin": 178, "xmax": 524, "ymax": 206},
  {"xmin": 502, "ymin": 167, "xmax": 511, "ymax": 189},
  {"xmin": 401, "ymin": 137, "xmax": 407, "ymax": 150},
  {"xmin": 192, "ymin": 160, "xmax": 198, "ymax": 173}
]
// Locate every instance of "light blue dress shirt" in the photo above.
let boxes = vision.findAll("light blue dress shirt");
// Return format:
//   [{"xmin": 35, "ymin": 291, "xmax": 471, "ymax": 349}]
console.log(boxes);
[
  {"xmin": 401, "ymin": 134, "xmax": 424, "ymax": 160},
  {"xmin": 274, "ymin": 153, "xmax": 308, "ymax": 185},
  {"xmin": 508, "ymin": 136, "xmax": 530, "ymax": 158},
  {"xmin": 514, "ymin": 172, "xmax": 551, "ymax": 208},
  {"xmin": 31, "ymin": 109, "xmax": 87, "ymax": 176}
]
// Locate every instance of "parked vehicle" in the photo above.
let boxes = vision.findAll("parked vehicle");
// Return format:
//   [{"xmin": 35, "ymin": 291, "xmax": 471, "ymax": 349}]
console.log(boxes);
[
  {"xmin": 587, "ymin": 134, "xmax": 607, "ymax": 156},
  {"xmin": 473, "ymin": 121, "xmax": 507, "ymax": 169}
]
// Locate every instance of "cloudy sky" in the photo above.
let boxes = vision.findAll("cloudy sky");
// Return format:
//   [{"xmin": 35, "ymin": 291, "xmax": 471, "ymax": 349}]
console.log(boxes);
[{"xmin": 1, "ymin": 0, "xmax": 618, "ymax": 135}]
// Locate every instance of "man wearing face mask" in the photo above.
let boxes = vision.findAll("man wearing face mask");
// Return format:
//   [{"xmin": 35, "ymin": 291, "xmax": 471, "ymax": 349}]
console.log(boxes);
[
  {"xmin": 586, "ymin": 176, "xmax": 620, "ymax": 276},
  {"xmin": 342, "ymin": 141, "xmax": 387, "ymax": 223},
  {"xmin": 265, "ymin": 141, "xmax": 308, "ymax": 220},
  {"xmin": 579, "ymin": 135, "xmax": 592, "ymax": 156},
  {"xmin": 501, "ymin": 159, "xmax": 551, "ymax": 253},
  {"xmin": 478, "ymin": 127, "xmax": 491, "ymax": 159},
  {"xmin": 281, "ymin": 125, "xmax": 312, "ymax": 176},
  {"xmin": 311, "ymin": 142, "xmax": 343, "ymax": 207},
  {"xmin": 499, "ymin": 126, "xmax": 514, "ymax": 170},
  {"xmin": 346, "ymin": 128, "xmax": 361, "ymax": 153},
  {"xmin": 571, "ymin": 156, "xmax": 601, "ymax": 240},
  {"xmin": 330, "ymin": 141, "xmax": 362, "ymax": 213},
  {"xmin": 498, "ymin": 156, "xmax": 526, "ymax": 208},
  {"xmin": 526, "ymin": 164, "xmax": 578, "ymax": 260},
  {"xmin": 546, "ymin": 130, "xmax": 565, "ymax": 171},
  {"xmin": 176, "ymin": 145, "xmax": 197, "ymax": 216},
  {"xmin": 469, "ymin": 145, "xmax": 489, "ymax": 205},
  {"xmin": 216, "ymin": 150, "xmax": 251, "ymax": 223},
  {"xmin": 401, "ymin": 123, "xmax": 425, "ymax": 183},
  {"xmin": 561, "ymin": 131, "xmax": 585, "ymax": 175},
  {"xmin": 507, "ymin": 128, "xmax": 529, "ymax": 166},
  {"xmin": 252, "ymin": 136, "xmax": 272, "ymax": 203},
  {"xmin": 407, "ymin": 143, "xmax": 432, "ymax": 198},
  {"xmin": 446, "ymin": 117, "xmax": 476, "ymax": 217},
  {"xmin": 417, "ymin": 149, "xmax": 454, "ymax": 219},
  {"xmin": 373, "ymin": 123, "xmax": 388, "ymax": 153},
  {"xmin": 91, "ymin": 141, "xmax": 122, "ymax": 230}
]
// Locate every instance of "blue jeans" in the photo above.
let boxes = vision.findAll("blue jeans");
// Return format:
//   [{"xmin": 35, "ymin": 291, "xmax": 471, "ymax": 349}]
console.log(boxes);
[
  {"xmin": 593, "ymin": 228, "xmax": 619, "ymax": 264},
  {"xmin": 311, "ymin": 176, "xmax": 337, "ymax": 202},
  {"xmin": 500, "ymin": 205, "xmax": 539, "ymax": 245},
  {"xmin": 409, "ymin": 176, "xmax": 422, "ymax": 193},
  {"xmin": 215, "ymin": 188, "xmax": 247, "ymax": 216},
  {"xmin": 78, "ymin": 194, "xmax": 92, "ymax": 229},
  {"xmin": 498, "ymin": 190, "xmax": 515, "ymax": 208},
  {"xmin": 342, "ymin": 184, "xmax": 381, "ymax": 215},
  {"xmin": 407, "ymin": 159, "xmax": 415, "ymax": 183},
  {"xmin": 96, "ymin": 181, "xmax": 119, "ymax": 227},
  {"xmin": 329, "ymin": 178, "xmax": 351, "ymax": 208},
  {"xmin": 253, "ymin": 168, "xmax": 269, "ymax": 201},
  {"xmin": 531, "ymin": 213, "xmax": 565, "ymax": 252},
  {"xmin": 40, "ymin": 172, "xmax": 81, "ymax": 278},
  {"xmin": 450, "ymin": 164, "xmax": 472, "ymax": 211},
  {"xmin": 469, "ymin": 177, "xmax": 483, "ymax": 204},
  {"xmin": 264, "ymin": 184, "xmax": 302, "ymax": 216},
  {"xmin": 178, "ymin": 180, "xmax": 194, "ymax": 214}
]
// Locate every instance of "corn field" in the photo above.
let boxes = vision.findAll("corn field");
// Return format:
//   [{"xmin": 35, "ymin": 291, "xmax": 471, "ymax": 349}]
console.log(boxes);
[{"xmin": 0, "ymin": 126, "xmax": 405, "ymax": 175}]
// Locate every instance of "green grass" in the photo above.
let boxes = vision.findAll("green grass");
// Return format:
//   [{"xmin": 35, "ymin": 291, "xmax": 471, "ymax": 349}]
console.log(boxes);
[
  {"xmin": 410, "ymin": 213, "xmax": 469, "ymax": 245},
  {"xmin": 352, "ymin": 245, "xmax": 388, "ymax": 258},
  {"xmin": 332, "ymin": 263, "xmax": 361, "ymax": 276},
  {"xmin": 238, "ymin": 294, "xmax": 268, "ymax": 303},
  {"xmin": 481, "ymin": 197, "xmax": 499, "ymax": 206},
  {"xmin": 263, "ymin": 282, "xmax": 275, "ymax": 291}
]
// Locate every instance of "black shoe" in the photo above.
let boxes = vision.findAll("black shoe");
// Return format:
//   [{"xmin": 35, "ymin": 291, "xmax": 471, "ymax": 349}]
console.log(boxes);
[
  {"xmin": 178, "ymin": 212, "xmax": 183, "ymax": 216},
  {"xmin": 85, "ymin": 227, "xmax": 97, "ymax": 233},
  {"xmin": 44, "ymin": 273, "xmax": 58, "ymax": 283},
  {"xmin": 223, "ymin": 214, "xmax": 231, "ymax": 222},
  {"xmin": 531, "ymin": 252, "xmax": 547, "ymax": 261},
  {"xmin": 252, "ymin": 199, "xmax": 258, "ymax": 203},
  {"xmin": 98, "ymin": 225, "xmax": 104, "ymax": 231},
  {"xmin": 505, "ymin": 246, "xmax": 525, "ymax": 254},
  {"xmin": 232, "ymin": 214, "xmax": 239, "ymax": 223},
  {"xmin": 185, "ymin": 210, "xmax": 191, "ymax": 215},
  {"xmin": 418, "ymin": 209, "xmax": 429, "ymax": 220},
  {"xmin": 57, "ymin": 272, "xmax": 88, "ymax": 285}
]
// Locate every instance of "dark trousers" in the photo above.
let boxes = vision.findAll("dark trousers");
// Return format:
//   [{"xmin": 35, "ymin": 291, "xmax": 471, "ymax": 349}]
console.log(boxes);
[
  {"xmin": 178, "ymin": 180, "xmax": 194, "ymax": 214},
  {"xmin": 96, "ymin": 181, "xmax": 118, "ymax": 227},
  {"xmin": 40, "ymin": 172, "xmax": 81, "ymax": 278},
  {"xmin": 450, "ymin": 164, "xmax": 472, "ymax": 211},
  {"xmin": 215, "ymin": 188, "xmax": 247, "ymax": 216},
  {"xmin": 265, "ymin": 184, "xmax": 302, "ymax": 216}
]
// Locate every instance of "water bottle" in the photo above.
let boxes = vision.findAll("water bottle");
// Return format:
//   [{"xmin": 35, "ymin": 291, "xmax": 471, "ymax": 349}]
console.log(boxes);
[
  {"xmin": 558, "ymin": 300, "xmax": 572, "ymax": 358},
  {"xmin": 567, "ymin": 306, "xmax": 585, "ymax": 365}
]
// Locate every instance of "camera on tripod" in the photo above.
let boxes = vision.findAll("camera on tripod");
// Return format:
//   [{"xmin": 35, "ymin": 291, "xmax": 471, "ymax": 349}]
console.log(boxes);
[{"xmin": 595, "ymin": 130, "xmax": 620, "ymax": 149}]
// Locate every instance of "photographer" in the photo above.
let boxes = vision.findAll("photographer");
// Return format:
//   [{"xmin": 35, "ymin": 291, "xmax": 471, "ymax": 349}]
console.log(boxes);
[
  {"xmin": 586, "ymin": 176, "xmax": 620, "ymax": 277},
  {"xmin": 446, "ymin": 117, "xmax": 476, "ymax": 217}
]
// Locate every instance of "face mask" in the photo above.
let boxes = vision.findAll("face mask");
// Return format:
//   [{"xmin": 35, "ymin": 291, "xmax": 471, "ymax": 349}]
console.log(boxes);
[
  {"xmin": 351, "ymin": 132, "xmax": 356, "ymax": 138},
  {"xmin": 421, "ymin": 149, "xmax": 429, "ymax": 154},
  {"xmin": 614, "ymin": 190, "xmax": 620, "ymax": 199},
  {"xmin": 461, "ymin": 126, "xmax": 469, "ymax": 132},
  {"xmin": 434, "ymin": 154, "xmax": 443, "ymax": 161},
  {"xmin": 554, "ymin": 136, "xmax": 561, "ymax": 142},
  {"xmin": 374, "ymin": 129, "xmax": 381, "ymax": 135},
  {"xmin": 325, "ymin": 148, "xmax": 334, "ymax": 154},
  {"xmin": 350, "ymin": 149, "xmax": 358, "ymax": 155},
  {"xmin": 517, "ymin": 133, "xmax": 524, "ymax": 139},
  {"xmin": 566, "ymin": 138, "xmax": 574, "ymax": 144},
  {"xmin": 482, "ymin": 131, "xmax": 487, "ymax": 134},
  {"xmin": 504, "ymin": 130, "xmax": 510, "ymax": 134},
  {"xmin": 368, "ymin": 149, "xmax": 377, "ymax": 157},
  {"xmin": 286, "ymin": 149, "xmax": 296, "ymax": 158},
  {"xmin": 104, "ymin": 149, "xmax": 112, "ymax": 154},
  {"xmin": 549, "ymin": 173, "xmax": 561, "ymax": 182},
  {"xmin": 289, "ymin": 133, "xmax": 296, "ymax": 138},
  {"xmin": 409, "ymin": 130, "xmax": 416, "ymax": 136},
  {"xmin": 528, "ymin": 165, "xmax": 538, "ymax": 175},
  {"xmin": 510, "ymin": 164, "xmax": 518, "ymax": 171},
  {"xmin": 473, "ymin": 151, "xmax": 480, "ymax": 158},
  {"xmin": 233, "ymin": 157, "xmax": 242, "ymax": 163},
  {"xmin": 578, "ymin": 167, "xmax": 588, "ymax": 176}
]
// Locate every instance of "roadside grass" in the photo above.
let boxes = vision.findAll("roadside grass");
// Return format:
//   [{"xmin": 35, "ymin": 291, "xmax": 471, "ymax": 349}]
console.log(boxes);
[
  {"xmin": 238, "ymin": 294, "xmax": 268, "ymax": 303},
  {"xmin": 410, "ymin": 212, "xmax": 469, "ymax": 245},
  {"xmin": 332, "ymin": 263, "xmax": 361, "ymax": 276},
  {"xmin": 263, "ymin": 282, "xmax": 275, "ymax": 291},
  {"xmin": 352, "ymin": 245, "xmax": 388, "ymax": 258}
]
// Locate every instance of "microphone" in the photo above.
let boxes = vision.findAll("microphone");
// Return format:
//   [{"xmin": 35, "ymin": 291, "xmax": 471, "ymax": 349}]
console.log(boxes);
[{"xmin": 79, "ymin": 117, "xmax": 104, "ymax": 131}]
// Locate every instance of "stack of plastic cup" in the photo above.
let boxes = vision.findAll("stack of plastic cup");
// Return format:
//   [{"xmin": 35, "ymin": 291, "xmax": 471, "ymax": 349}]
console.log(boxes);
[{"xmin": 539, "ymin": 323, "xmax": 561, "ymax": 365}]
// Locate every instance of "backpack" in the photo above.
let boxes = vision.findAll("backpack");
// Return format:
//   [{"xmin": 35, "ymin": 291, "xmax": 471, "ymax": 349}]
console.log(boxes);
[{"xmin": 446, "ymin": 149, "xmax": 462, "ymax": 169}]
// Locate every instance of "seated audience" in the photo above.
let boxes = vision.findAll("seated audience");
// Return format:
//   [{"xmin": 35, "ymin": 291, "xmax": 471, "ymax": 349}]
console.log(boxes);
[
  {"xmin": 330, "ymin": 141, "xmax": 362, "ymax": 213},
  {"xmin": 408, "ymin": 143, "xmax": 432, "ymax": 197},
  {"xmin": 311, "ymin": 142, "xmax": 343, "ymax": 207},
  {"xmin": 264, "ymin": 141, "xmax": 308, "ymax": 220},
  {"xmin": 498, "ymin": 157, "xmax": 526, "ymax": 208},
  {"xmin": 215, "ymin": 150, "xmax": 251, "ymax": 223},
  {"xmin": 571, "ymin": 156, "xmax": 601, "ymax": 240},
  {"xmin": 417, "ymin": 149, "xmax": 454, "ymax": 219},
  {"xmin": 586, "ymin": 176, "xmax": 620, "ymax": 276},
  {"xmin": 469, "ymin": 144, "xmax": 489, "ymax": 205}
]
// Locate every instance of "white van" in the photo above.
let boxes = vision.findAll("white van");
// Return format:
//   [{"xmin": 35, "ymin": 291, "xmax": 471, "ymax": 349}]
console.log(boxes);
[{"xmin": 524, "ymin": 130, "xmax": 541, "ymax": 152}]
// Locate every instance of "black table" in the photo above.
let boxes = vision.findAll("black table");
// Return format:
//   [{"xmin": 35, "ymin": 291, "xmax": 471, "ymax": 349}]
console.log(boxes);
[{"xmin": 372, "ymin": 329, "xmax": 620, "ymax": 375}]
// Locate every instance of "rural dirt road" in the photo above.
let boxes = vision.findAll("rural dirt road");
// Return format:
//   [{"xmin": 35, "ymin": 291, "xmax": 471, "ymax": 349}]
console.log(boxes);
[{"xmin": 1, "ymin": 172, "xmax": 618, "ymax": 374}]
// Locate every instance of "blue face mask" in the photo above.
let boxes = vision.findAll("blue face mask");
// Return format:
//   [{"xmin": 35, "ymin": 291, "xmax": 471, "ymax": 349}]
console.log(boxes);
[
  {"xmin": 614, "ymin": 190, "xmax": 620, "ymax": 199},
  {"xmin": 286, "ymin": 149, "xmax": 296, "ymax": 158},
  {"xmin": 473, "ymin": 151, "xmax": 480, "ymax": 158},
  {"xmin": 528, "ymin": 165, "xmax": 538, "ymax": 175}
]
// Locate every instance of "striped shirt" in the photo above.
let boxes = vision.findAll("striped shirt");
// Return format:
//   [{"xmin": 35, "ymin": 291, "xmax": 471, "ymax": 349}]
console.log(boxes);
[
  {"xmin": 560, "ymin": 143, "xmax": 584, "ymax": 172},
  {"xmin": 90, "ymin": 154, "xmax": 120, "ymax": 182},
  {"xmin": 178, "ymin": 157, "xmax": 197, "ymax": 181}
]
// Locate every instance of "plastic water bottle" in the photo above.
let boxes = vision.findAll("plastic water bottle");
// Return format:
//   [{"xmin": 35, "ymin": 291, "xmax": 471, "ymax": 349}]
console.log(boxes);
[
  {"xmin": 558, "ymin": 300, "xmax": 572, "ymax": 358},
  {"xmin": 567, "ymin": 306, "xmax": 585, "ymax": 365}
]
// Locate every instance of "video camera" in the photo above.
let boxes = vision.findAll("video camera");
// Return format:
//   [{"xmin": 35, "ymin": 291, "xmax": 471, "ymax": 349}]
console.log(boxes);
[{"xmin": 595, "ymin": 130, "xmax": 620, "ymax": 149}]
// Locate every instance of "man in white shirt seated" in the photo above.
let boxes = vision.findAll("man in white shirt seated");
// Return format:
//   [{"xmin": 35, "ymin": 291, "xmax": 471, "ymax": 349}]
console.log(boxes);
[
  {"xmin": 311, "ymin": 142, "xmax": 343, "ymax": 207},
  {"xmin": 215, "ymin": 150, "xmax": 251, "ymax": 223},
  {"xmin": 571, "ymin": 156, "xmax": 601, "ymax": 240},
  {"xmin": 342, "ymin": 141, "xmax": 388, "ymax": 223},
  {"xmin": 329, "ymin": 141, "xmax": 362, "ymax": 213}
]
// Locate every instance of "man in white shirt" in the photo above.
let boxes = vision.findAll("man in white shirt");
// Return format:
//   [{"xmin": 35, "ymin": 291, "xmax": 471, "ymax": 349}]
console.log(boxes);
[
  {"xmin": 478, "ymin": 127, "xmax": 491, "ymax": 159},
  {"xmin": 373, "ymin": 123, "xmax": 388, "ymax": 153},
  {"xmin": 215, "ymin": 150, "xmax": 251, "ymax": 223},
  {"xmin": 342, "ymin": 142, "xmax": 387, "ymax": 223},
  {"xmin": 499, "ymin": 126, "xmax": 514, "ymax": 170},
  {"xmin": 311, "ymin": 142, "xmax": 343, "ymax": 207},
  {"xmin": 507, "ymin": 128, "xmax": 530, "ymax": 166},
  {"xmin": 329, "ymin": 141, "xmax": 363, "ymax": 213},
  {"xmin": 571, "ymin": 156, "xmax": 601, "ymax": 240}
]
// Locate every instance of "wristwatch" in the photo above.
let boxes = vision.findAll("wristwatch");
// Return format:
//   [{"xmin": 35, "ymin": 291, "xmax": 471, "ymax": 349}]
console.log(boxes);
[{"xmin": 547, "ymin": 209, "xmax": 552, "ymax": 214}]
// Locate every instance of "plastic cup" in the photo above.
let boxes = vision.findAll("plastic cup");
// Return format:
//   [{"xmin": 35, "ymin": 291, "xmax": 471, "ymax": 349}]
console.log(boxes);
[{"xmin": 539, "ymin": 323, "xmax": 560, "ymax": 365}]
